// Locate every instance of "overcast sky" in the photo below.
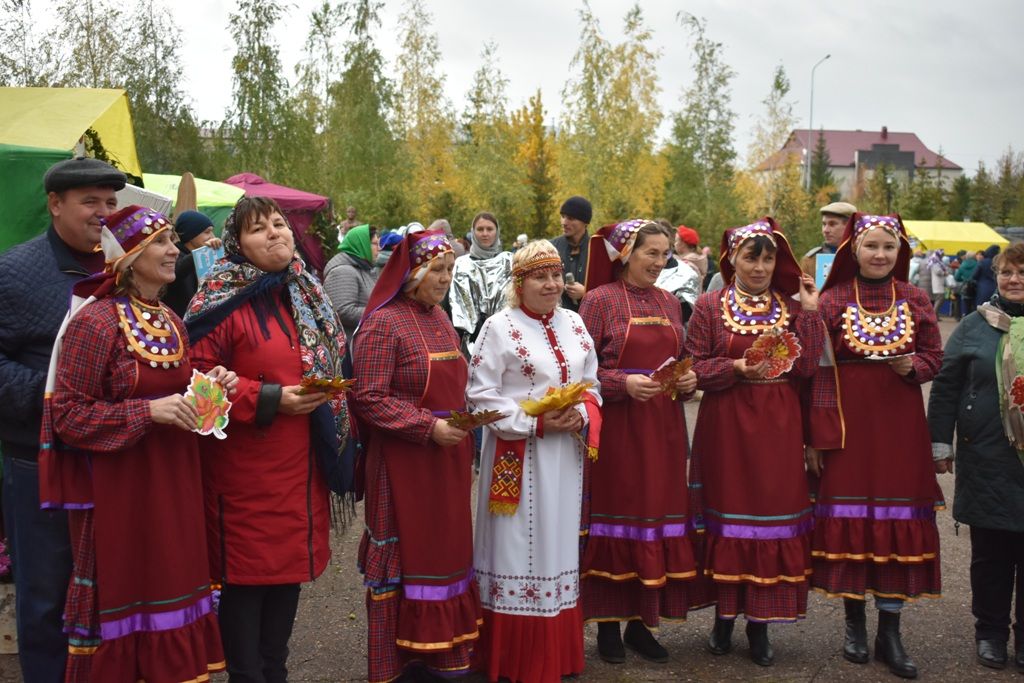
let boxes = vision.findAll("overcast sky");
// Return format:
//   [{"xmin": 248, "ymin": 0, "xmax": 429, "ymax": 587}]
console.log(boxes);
[{"xmin": 173, "ymin": 0, "xmax": 1023, "ymax": 175}]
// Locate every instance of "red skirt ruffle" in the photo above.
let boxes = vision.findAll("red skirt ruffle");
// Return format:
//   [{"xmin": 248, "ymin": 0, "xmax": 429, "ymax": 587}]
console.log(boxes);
[
  {"xmin": 397, "ymin": 582, "xmax": 483, "ymax": 652},
  {"xmin": 475, "ymin": 606, "xmax": 584, "ymax": 683},
  {"xmin": 812, "ymin": 515, "xmax": 940, "ymax": 564},
  {"xmin": 366, "ymin": 589, "xmax": 477, "ymax": 683},
  {"xmin": 582, "ymin": 533, "xmax": 699, "ymax": 586},
  {"xmin": 703, "ymin": 534, "xmax": 812, "ymax": 585},
  {"xmin": 68, "ymin": 612, "xmax": 224, "ymax": 683}
]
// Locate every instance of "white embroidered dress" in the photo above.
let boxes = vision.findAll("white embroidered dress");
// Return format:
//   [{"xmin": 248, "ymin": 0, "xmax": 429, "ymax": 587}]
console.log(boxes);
[{"xmin": 467, "ymin": 305, "xmax": 600, "ymax": 619}]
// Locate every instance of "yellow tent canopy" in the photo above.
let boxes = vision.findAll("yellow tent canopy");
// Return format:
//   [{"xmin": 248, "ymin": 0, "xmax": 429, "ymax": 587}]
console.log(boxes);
[
  {"xmin": 0, "ymin": 87, "xmax": 142, "ymax": 179},
  {"xmin": 903, "ymin": 220, "xmax": 1009, "ymax": 254}
]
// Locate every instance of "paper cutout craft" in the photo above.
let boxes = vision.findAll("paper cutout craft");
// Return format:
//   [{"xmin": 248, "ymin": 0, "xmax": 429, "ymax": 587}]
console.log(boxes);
[
  {"xmin": 742, "ymin": 328, "xmax": 802, "ymax": 379},
  {"xmin": 184, "ymin": 370, "xmax": 232, "ymax": 439}
]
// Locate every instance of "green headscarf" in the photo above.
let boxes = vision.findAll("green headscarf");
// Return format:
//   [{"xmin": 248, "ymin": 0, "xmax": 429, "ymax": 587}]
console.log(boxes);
[{"xmin": 340, "ymin": 223, "xmax": 373, "ymax": 264}]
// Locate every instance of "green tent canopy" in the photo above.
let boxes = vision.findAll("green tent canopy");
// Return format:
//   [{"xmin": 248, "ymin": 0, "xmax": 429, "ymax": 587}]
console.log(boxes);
[
  {"xmin": 143, "ymin": 173, "xmax": 246, "ymax": 232},
  {"xmin": 0, "ymin": 144, "xmax": 70, "ymax": 250},
  {"xmin": 0, "ymin": 87, "xmax": 142, "ymax": 253}
]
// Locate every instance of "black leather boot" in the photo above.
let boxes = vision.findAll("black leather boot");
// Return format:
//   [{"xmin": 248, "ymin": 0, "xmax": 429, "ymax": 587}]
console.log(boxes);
[
  {"xmin": 745, "ymin": 621, "xmax": 774, "ymax": 666},
  {"xmin": 976, "ymin": 639, "xmax": 1008, "ymax": 669},
  {"xmin": 843, "ymin": 598, "xmax": 869, "ymax": 664},
  {"xmin": 874, "ymin": 610, "xmax": 918, "ymax": 678},
  {"xmin": 1015, "ymin": 642, "xmax": 1024, "ymax": 672},
  {"xmin": 624, "ymin": 620, "xmax": 669, "ymax": 662},
  {"xmin": 707, "ymin": 617, "xmax": 734, "ymax": 655},
  {"xmin": 597, "ymin": 621, "xmax": 625, "ymax": 664}
]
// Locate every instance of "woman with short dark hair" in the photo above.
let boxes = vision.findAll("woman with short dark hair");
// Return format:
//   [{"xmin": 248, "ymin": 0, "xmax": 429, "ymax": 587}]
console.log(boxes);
[
  {"xmin": 928, "ymin": 241, "xmax": 1024, "ymax": 673},
  {"xmin": 186, "ymin": 196, "xmax": 349, "ymax": 681}
]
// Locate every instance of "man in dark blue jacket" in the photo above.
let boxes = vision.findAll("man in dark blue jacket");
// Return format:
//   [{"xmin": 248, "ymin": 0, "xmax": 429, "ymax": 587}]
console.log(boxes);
[{"xmin": 0, "ymin": 156, "xmax": 124, "ymax": 681}]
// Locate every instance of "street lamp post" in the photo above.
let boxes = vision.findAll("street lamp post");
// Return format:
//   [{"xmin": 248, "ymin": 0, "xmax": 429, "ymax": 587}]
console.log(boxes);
[{"xmin": 806, "ymin": 53, "xmax": 831, "ymax": 191}]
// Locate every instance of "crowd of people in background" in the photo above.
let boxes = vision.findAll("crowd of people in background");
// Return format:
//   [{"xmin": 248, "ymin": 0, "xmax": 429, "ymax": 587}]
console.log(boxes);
[{"xmin": 0, "ymin": 156, "xmax": 1021, "ymax": 683}]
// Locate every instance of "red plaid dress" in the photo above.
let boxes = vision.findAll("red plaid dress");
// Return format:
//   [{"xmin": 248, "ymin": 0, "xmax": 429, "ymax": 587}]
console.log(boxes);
[
  {"xmin": 809, "ymin": 278, "xmax": 944, "ymax": 600},
  {"xmin": 687, "ymin": 288, "xmax": 825, "ymax": 622},
  {"xmin": 578, "ymin": 282, "xmax": 706, "ymax": 627},
  {"xmin": 352, "ymin": 296, "xmax": 480, "ymax": 683},
  {"xmin": 51, "ymin": 299, "xmax": 224, "ymax": 682}
]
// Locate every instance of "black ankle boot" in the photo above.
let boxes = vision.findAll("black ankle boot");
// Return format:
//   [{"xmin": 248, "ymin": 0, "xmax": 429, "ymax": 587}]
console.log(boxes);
[
  {"xmin": 976, "ymin": 639, "xmax": 1008, "ymax": 669},
  {"xmin": 707, "ymin": 617, "xmax": 734, "ymax": 655},
  {"xmin": 843, "ymin": 598, "xmax": 869, "ymax": 664},
  {"xmin": 623, "ymin": 620, "xmax": 669, "ymax": 662},
  {"xmin": 745, "ymin": 621, "xmax": 774, "ymax": 666},
  {"xmin": 874, "ymin": 610, "xmax": 918, "ymax": 678},
  {"xmin": 597, "ymin": 621, "xmax": 625, "ymax": 664}
]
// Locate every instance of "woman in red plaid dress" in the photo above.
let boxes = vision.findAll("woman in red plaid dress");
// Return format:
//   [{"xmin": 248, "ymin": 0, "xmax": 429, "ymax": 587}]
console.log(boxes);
[
  {"xmin": 806, "ymin": 213, "xmax": 945, "ymax": 679},
  {"xmin": 351, "ymin": 230, "xmax": 481, "ymax": 683},
  {"xmin": 39, "ymin": 206, "xmax": 229, "ymax": 682},
  {"xmin": 687, "ymin": 219, "xmax": 824, "ymax": 666},
  {"xmin": 578, "ymin": 220, "xmax": 702, "ymax": 665}
]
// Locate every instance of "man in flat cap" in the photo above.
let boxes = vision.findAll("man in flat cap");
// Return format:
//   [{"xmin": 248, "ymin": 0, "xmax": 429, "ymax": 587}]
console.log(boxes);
[
  {"xmin": 550, "ymin": 195, "xmax": 593, "ymax": 311},
  {"xmin": 0, "ymin": 156, "xmax": 125, "ymax": 680},
  {"xmin": 801, "ymin": 201, "xmax": 857, "ymax": 284}
]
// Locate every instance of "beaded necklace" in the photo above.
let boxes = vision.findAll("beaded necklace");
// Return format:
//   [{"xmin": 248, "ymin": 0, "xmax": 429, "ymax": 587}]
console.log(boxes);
[
  {"xmin": 720, "ymin": 282, "xmax": 789, "ymax": 334},
  {"xmin": 840, "ymin": 280, "xmax": 914, "ymax": 356},
  {"xmin": 115, "ymin": 297, "xmax": 184, "ymax": 369}
]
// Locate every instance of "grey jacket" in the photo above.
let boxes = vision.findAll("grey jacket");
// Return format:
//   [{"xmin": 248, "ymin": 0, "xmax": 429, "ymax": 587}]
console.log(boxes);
[
  {"xmin": 927, "ymin": 309, "xmax": 1024, "ymax": 531},
  {"xmin": 323, "ymin": 251, "xmax": 378, "ymax": 341}
]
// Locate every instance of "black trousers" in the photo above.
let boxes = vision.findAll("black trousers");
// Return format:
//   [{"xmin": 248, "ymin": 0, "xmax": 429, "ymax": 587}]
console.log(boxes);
[
  {"xmin": 219, "ymin": 583, "xmax": 301, "ymax": 683},
  {"xmin": 970, "ymin": 526, "xmax": 1024, "ymax": 644}
]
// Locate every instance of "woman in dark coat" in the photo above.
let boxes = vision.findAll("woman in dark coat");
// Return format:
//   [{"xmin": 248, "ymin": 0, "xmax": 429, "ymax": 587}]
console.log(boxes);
[
  {"xmin": 928, "ymin": 242, "xmax": 1024, "ymax": 673},
  {"xmin": 972, "ymin": 244, "xmax": 1002, "ymax": 306}
]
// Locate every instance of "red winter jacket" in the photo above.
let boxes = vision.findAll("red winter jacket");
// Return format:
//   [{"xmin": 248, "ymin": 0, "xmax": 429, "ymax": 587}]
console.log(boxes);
[{"xmin": 191, "ymin": 298, "xmax": 330, "ymax": 584}]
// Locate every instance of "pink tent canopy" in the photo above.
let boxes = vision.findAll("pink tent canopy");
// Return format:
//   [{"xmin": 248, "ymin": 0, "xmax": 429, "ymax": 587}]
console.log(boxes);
[{"xmin": 224, "ymin": 173, "xmax": 332, "ymax": 274}]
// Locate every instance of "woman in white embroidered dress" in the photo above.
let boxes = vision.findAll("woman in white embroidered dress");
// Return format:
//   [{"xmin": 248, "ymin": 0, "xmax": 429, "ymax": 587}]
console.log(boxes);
[{"xmin": 467, "ymin": 241, "xmax": 601, "ymax": 683}]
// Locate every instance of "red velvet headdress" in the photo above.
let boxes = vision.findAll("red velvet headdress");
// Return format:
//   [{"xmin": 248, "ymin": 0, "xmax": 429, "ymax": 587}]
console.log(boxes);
[
  {"xmin": 822, "ymin": 213, "xmax": 911, "ymax": 292},
  {"xmin": 717, "ymin": 217, "xmax": 802, "ymax": 296}
]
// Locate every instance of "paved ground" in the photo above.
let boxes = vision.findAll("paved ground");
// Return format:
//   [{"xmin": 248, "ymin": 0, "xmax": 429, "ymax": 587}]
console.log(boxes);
[{"xmin": 2, "ymin": 318, "xmax": 1018, "ymax": 681}]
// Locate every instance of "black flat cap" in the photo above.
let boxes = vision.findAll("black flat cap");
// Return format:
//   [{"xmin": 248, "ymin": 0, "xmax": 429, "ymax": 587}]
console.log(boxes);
[{"xmin": 43, "ymin": 156, "xmax": 127, "ymax": 193}]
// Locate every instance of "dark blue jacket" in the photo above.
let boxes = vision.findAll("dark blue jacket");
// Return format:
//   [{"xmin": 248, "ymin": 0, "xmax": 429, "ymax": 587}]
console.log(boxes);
[{"xmin": 0, "ymin": 228, "xmax": 94, "ymax": 458}]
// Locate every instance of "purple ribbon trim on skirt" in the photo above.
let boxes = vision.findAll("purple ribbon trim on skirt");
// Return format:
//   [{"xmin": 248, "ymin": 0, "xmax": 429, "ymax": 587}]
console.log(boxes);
[
  {"xmin": 704, "ymin": 517, "xmax": 813, "ymax": 540},
  {"xmin": 99, "ymin": 593, "xmax": 213, "ymax": 640},
  {"xmin": 620, "ymin": 369, "xmax": 652, "ymax": 375},
  {"xmin": 815, "ymin": 503, "xmax": 935, "ymax": 521},
  {"xmin": 588, "ymin": 521, "xmax": 691, "ymax": 541},
  {"xmin": 403, "ymin": 569, "xmax": 474, "ymax": 601}
]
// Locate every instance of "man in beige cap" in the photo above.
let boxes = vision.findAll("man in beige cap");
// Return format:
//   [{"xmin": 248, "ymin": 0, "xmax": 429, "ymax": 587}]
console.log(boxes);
[{"xmin": 801, "ymin": 201, "xmax": 857, "ymax": 278}]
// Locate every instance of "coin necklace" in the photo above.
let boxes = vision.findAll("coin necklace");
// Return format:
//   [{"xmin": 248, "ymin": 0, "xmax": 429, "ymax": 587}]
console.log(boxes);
[
  {"xmin": 840, "ymin": 280, "xmax": 914, "ymax": 356},
  {"xmin": 116, "ymin": 297, "xmax": 184, "ymax": 369},
  {"xmin": 720, "ymin": 282, "xmax": 789, "ymax": 334}
]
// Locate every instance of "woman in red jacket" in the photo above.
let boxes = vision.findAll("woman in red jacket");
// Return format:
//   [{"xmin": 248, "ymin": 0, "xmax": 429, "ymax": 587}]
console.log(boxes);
[{"xmin": 186, "ymin": 196, "xmax": 349, "ymax": 682}]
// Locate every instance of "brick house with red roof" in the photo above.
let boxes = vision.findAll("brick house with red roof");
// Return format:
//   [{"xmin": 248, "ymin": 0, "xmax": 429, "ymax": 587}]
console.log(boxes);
[{"xmin": 760, "ymin": 126, "xmax": 963, "ymax": 199}]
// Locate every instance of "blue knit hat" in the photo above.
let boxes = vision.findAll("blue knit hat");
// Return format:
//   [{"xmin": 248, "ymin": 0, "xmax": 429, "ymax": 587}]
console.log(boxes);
[{"xmin": 174, "ymin": 210, "xmax": 213, "ymax": 244}]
